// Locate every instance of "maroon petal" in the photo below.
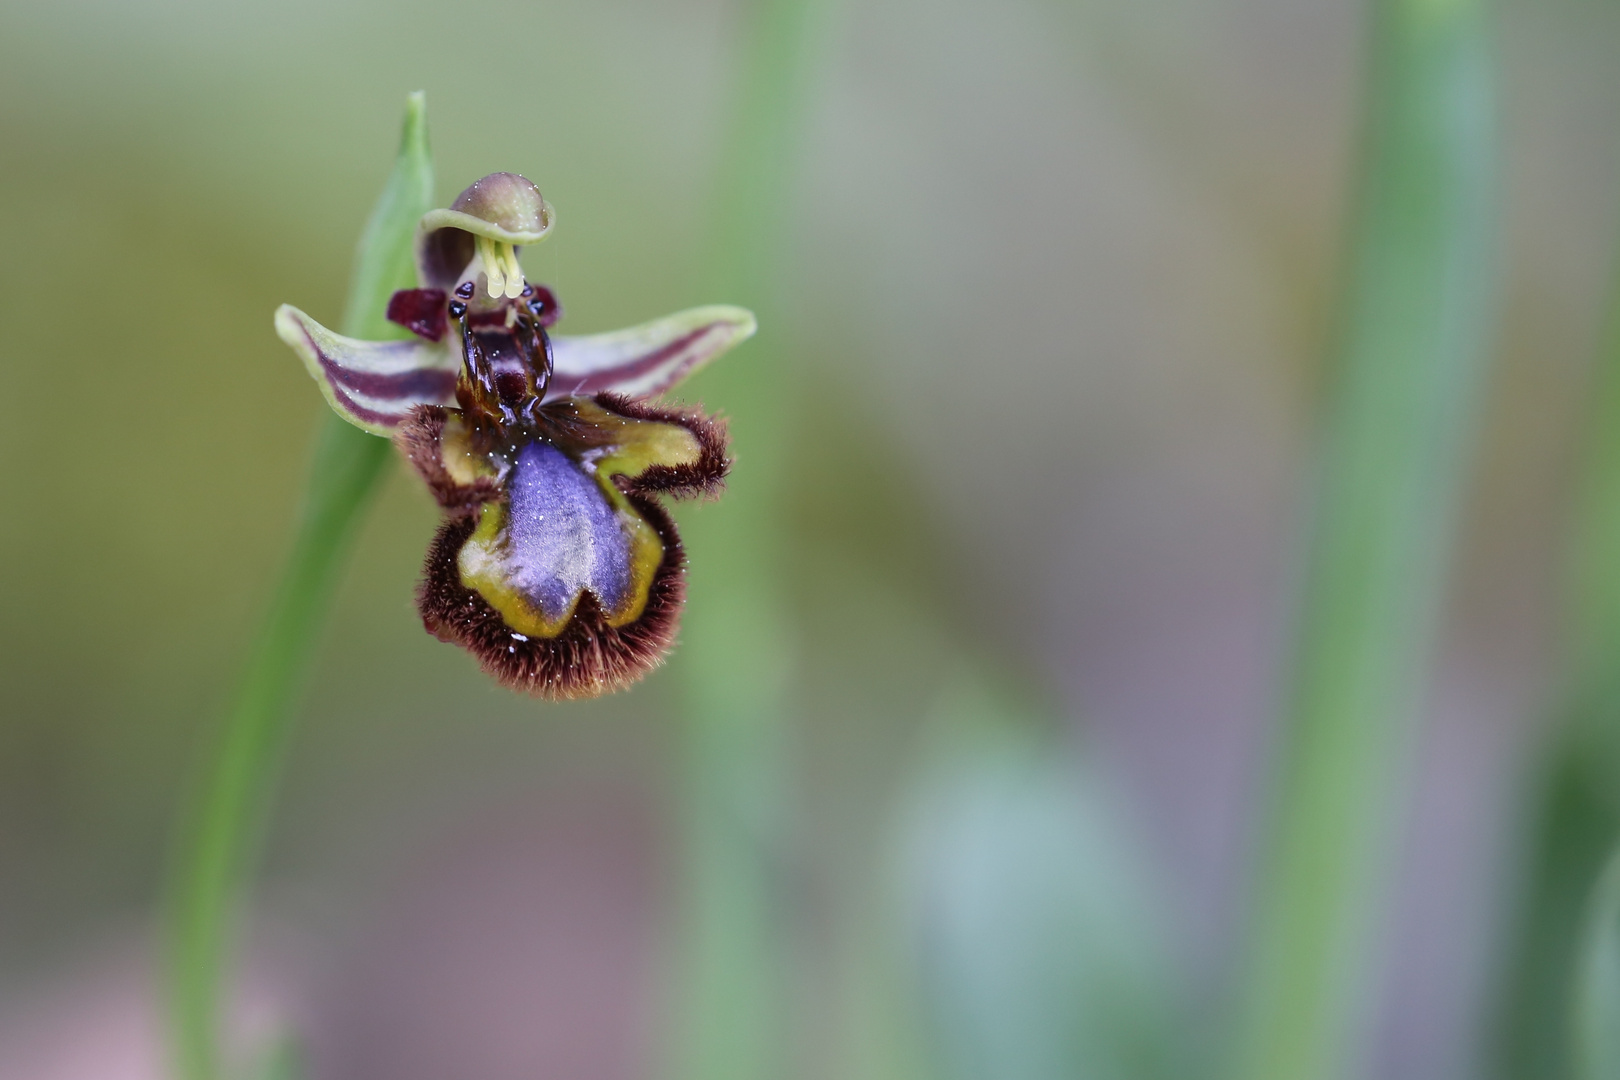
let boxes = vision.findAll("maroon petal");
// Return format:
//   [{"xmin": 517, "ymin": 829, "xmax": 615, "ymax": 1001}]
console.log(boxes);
[{"xmin": 386, "ymin": 288, "xmax": 449, "ymax": 341}]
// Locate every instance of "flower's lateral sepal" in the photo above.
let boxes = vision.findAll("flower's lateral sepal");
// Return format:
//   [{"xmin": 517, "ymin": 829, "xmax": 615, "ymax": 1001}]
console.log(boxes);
[
  {"xmin": 548, "ymin": 305, "xmax": 757, "ymax": 400},
  {"xmin": 279, "ymin": 293, "xmax": 754, "ymax": 437},
  {"xmin": 275, "ymin": 305, "xmax": 459, "ymax": 434}
]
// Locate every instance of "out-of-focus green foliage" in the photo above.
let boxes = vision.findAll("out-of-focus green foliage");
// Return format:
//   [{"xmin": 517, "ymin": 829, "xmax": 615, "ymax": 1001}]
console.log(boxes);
[
  {"xmin": 1231, "ymin": 0, "xmax": 1498, "ymax": 1077},
  {"xmin": 1495, "ymin": 102, "xmax": 1620, "ymax": 1073},
  {"xmin": 901, "ymin": 679, "xmax": 1186, "ymax": 1080},
  {"xmin": 2, "ymin": 1, "xmax": 1613, "ymax": 1078},
  {"xmin": 670, "ymin": 0, "xmax": 836, "ymax": 1076},
  {"xmin": 1572, "ymin": 845, "xmax": 1620, "ymax": 1080}
]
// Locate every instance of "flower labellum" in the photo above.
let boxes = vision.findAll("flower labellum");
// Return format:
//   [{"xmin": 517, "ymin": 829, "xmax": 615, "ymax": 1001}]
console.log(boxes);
[{"xmin": 276, "ymin": 172, "xmax": 755, "ymax": 698}]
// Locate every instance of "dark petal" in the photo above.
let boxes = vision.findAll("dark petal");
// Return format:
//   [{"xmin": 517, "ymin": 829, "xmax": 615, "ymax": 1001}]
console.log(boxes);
[
  {"xmin": 394, "ymin": 406, "xmax": 501, "ymax": 513},
  {"xmin": 593, "ymin": 393, "xmax": 729, "ymax": 499},
  {"xmin": 418, "ymin": 500, "xmax": 685, "ymax": 699},
  {"xmin": 386, "ymin": 288, "xmax": 449, "ymax": 341}
]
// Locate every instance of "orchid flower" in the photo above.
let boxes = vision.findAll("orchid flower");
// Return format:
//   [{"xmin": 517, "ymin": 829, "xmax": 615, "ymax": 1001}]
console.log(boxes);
[{"xmin": 275, "ymin": 172, "xmax": 755, "ymax": 698}]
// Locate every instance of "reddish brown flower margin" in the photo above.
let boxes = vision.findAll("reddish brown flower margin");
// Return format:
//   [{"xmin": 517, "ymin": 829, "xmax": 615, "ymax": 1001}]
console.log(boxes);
[{"xmin": 397, "ymin": 395, "xmax": 730, "ymax": 698}]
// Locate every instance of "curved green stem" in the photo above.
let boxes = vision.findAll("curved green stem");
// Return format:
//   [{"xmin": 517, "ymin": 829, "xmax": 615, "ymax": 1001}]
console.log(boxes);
[{"xmin": 163, "ymin": 93, "xmax": 432, "ymax": 1080}]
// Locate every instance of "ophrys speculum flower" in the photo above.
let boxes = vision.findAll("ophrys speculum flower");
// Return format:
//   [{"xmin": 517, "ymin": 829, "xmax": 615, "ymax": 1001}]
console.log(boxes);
[{"xmin": 275, "ymin": 172, "xmax": 753, "ymax": 698}]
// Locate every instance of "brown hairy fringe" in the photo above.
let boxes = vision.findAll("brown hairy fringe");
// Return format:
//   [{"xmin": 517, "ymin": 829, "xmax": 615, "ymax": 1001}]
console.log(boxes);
[
  {"xmin": 594, "ymin": 393, "xmax": 730, "ymax": 499},
  {"xmin": 394, "ymin": 406, "xmax": 500, "ymax": 514},
  {"xmin": 417, "ymin": 497, "xmax": 687, "ymax": 699}
]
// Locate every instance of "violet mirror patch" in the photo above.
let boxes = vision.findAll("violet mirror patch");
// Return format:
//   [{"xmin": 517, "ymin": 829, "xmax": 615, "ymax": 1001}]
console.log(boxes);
[{"xmin": 503, "ymin": 440, "xmax": 633, "ymax": 620}]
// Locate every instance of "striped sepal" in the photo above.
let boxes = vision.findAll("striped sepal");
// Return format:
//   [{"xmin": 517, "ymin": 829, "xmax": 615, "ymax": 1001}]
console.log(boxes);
[
  {"xmin": 546, "ymin": 305, "xmax": 757, "ymax": 400},
  {"xmin": 275, "ymin": 305, "xmax": 460, "ymax": 435}
]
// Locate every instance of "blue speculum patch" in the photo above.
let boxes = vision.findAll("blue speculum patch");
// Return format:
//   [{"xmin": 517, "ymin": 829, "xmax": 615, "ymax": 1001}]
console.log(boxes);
[{"xmin": 505, "ymin": 440, "xmax": 632, "ymax": 621}]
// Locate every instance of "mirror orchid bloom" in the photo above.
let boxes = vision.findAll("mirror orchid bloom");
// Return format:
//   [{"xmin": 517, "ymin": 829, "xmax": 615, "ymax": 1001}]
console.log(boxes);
[{"xmin": 274, "ymin": 172, "xmax": 755, "ymax": 698}]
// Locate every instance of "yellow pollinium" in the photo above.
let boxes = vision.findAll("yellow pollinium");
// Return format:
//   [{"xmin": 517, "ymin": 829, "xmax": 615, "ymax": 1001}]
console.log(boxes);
[{"xmin": 476, "ymin": 234, "xmax": 527, "ymax": 299}]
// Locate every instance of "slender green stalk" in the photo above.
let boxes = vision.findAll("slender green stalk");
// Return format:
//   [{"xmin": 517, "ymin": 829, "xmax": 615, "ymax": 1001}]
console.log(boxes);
[
  {"xmin": 1230, "ymin": 2, "xmax": 1497, "ymax": 1078},
  {"xmin": 671, "ymin": 2, "xmax": 832, "ymax": 1078},
  {"xmin": 164, "ymin": 93, "xmax": 432, "ymax": 1080}
]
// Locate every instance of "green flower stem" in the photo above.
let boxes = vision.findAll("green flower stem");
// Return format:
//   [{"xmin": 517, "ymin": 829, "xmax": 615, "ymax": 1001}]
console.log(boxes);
[
  {"xmin": 1230, "ymin": 2, "xmax": 1497, "ymax": 1078},
  {"xmin": 164, "ymin": 93, "xmax": 433, "ymax": 1080},
  {"xmin": 672, "ymin": 2, "xmax": 832, "ymax": 1078}
]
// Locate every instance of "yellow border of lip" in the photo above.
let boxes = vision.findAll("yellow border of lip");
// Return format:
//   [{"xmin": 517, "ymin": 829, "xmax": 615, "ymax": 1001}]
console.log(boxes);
[
  {"xmin": 453, "ymin": 403, "xmax": 703, "ymax": 640},
  {"xmin": 419, "ymin": 200, "xmax": 555, "ymax": 246},
  {"xmin": 457, "ymin": 493, "xmax": 666, "ymax": 638}
]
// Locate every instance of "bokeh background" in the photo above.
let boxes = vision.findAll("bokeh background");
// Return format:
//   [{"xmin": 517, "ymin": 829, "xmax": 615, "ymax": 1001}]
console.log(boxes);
[{"xmin": 3, "ymin": 1, "xmax": 1620, "ymax": 1078}]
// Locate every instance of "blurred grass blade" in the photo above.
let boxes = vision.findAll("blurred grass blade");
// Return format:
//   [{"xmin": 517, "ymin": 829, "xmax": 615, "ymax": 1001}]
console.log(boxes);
[
  {"xmin": 164, "ymin": 92, "xmax": 432, "ymax": 1080},
  {"xmin": 1572, "ymin": 843, "xmax": 1620, "ymax": 1080},
  {"xmin": 1230, "ymin": 1, "xmax": 1497, "ymax": 1077},
  {"xmin": 670, "ymin": 0, "xmax": 835, "ymax": 1077},
  {"xmin": 901, "ymin": 679, "xmax": 1185, "ymax": 1080},
  {"xmin": 1493, "ymin": 117, "xmax": 1620, "ymax": 1078}
]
